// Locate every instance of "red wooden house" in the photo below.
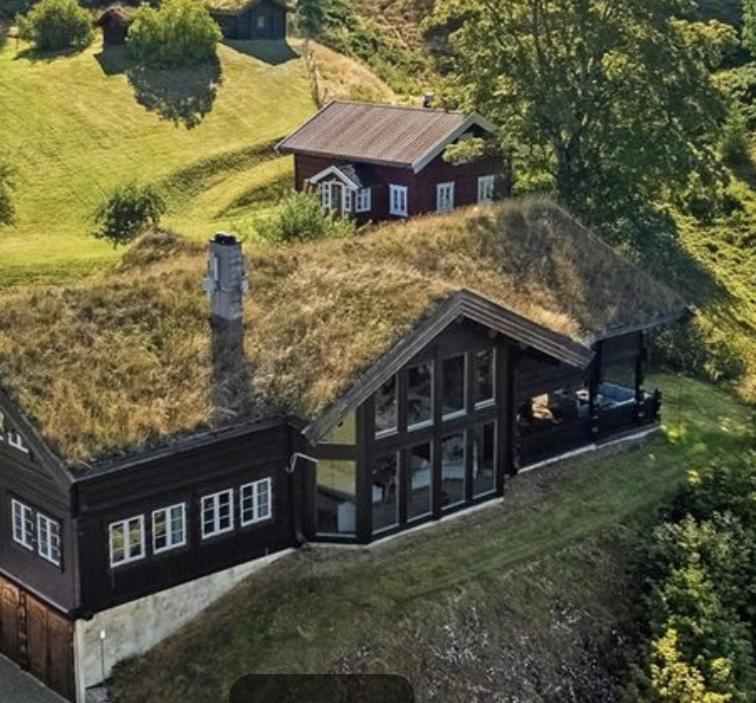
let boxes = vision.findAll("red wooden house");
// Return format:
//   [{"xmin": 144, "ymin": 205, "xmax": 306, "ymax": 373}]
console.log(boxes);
[{"xmin": 277, "ymin": 101, "xmax": 512, "ymax": 222}]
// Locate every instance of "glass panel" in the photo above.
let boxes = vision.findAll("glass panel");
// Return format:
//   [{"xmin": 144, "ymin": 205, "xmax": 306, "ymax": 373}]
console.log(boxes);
[
  {"xmin": 372, "ymin": 454, "xmax": 399, "ymax": 533},
  {"xmin": 241, "ymin": 485, "xmax": 254, "ymax": 522},
  {"xmin": 316, "ymin": 459, "xmax": 356, "ymax": 535},
  {"xmin": 473, "ymin": 422, "xmax": 496, "ymax": 496},
  {"xmin": 475, "ymin": 349, "xmax": 494, "ymax": 405},
  {"xmin": 110, "ymin": 524, "xmax": 125, "ymax": 563},
  {"xmin": 324, "ymin": 412, "xmax": 356, "ymax": 444},
  {"xmin": 154, "ymin": 511, "xmax": 167, "ymax": 551},
  {"xmin": 441, "ymin": 432, "xmax": 465, "ymax": 508},
  {"xmin": 218, "ymin": 493, "xmax": 232, "ymax": 531},
  {"xmin": 257, "ymin": 480, "xmax": 271, "ymax": 518},
  {"xmin": 128, "ymin": 518, "xmax": 143, "ymax": 558},
  {"xmin": 202, "ymin": 497, "xmax": 215, "ymax": 536},
  {"xmin": 442, "ymin": 355, "xmax": 465, "ymax": 417},
  {"xmin": 170, "ymin": 506, "xmax": 185, "ymax": 544},
  {"xmin": 375, "ymin": 377, "xmax": 397, "ymax": 436},
  {"xmin": 600, "ymin": 361, "xmax": 636, "ymax": 406},
  {"xmin": 407, "ymin": 442, "xmax": 432, "ymax": 521},
  {"xmin": 407, "ymin": 362, "xmax": 433, "ymax": 428}
]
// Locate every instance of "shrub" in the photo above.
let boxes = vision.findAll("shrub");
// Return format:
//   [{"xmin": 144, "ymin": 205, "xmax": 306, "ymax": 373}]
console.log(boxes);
[
  {"xmin": 0, "ymin": 160, "xmax": 15, "ymax": 228},
  {"xmin": 720, "ymin": 106, "xmax": 751, "ymax": 167},
  {"xmin": 257, "ymin": 191, "xmax": 355, "ymax": 242},
  {"xmin": 93, "ymin": 182, "xmax": 166, "ymax": 247},
  {"xmin": 128, "ymin": 0, "xmax": 221, "ymax": 68},
  {"xmin": 17, "ymin": 0, "xmax": 93, "ymax": 51}
]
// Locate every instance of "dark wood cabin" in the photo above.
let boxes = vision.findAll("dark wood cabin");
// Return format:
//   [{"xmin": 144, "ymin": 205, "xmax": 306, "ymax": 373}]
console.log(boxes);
[
  {"xmin": 210, "ymin": 0, "xmax": 288, "ymax": 40},
  {"xmin": 95, "ymin": 7, "xmax": 132, "ymax": 47},
  {"xmin": 0, "ymin": 203, "xmax": 687, "ymax": 701},
  {"xmin": 278, "ymin": 101, "xmax": 512, "ymax": 223}
]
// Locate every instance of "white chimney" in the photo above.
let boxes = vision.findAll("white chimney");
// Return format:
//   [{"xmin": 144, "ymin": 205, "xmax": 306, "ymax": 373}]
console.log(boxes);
[{"xmin": 203, "ymin": 233, "xmax": 248, "ymax": 323}]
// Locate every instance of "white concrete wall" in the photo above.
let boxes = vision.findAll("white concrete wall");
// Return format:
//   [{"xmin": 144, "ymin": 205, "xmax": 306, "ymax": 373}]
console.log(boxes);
[{"xmin": 73, "ymin": 549, "xmax": 293, "ymax": 703}]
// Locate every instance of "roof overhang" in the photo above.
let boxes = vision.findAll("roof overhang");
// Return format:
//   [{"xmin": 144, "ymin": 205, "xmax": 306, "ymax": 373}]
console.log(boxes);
[
  {"xmin": 304, "ymin": 289, "xmax": 593, "ymax": 445},
  {"xmin": 307, "ymin": 165, "xmax": 361, "ymax": 190}
]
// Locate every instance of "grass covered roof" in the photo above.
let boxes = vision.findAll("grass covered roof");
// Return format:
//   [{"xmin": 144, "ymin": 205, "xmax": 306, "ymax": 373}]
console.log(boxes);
[{"xmin": 0, "ymin": 200, "xmax": 685, "ymax": 467}]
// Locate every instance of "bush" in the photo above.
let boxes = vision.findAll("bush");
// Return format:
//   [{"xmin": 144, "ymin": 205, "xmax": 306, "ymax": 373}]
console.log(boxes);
[
  {"xmin": 128, "ymin": 0, "xmax": 221, "ymax": 68},
  {"xmin": 721, "ymin": 106, "xmax": 751, "ymax": 167},
  {"xmin": 93, "ymin": 182, "xmax": 166, "ymax": 247},
  {"xmin": 0, "ymin": 160, "xmax": 15, "ymax": 228},
  {"xmin": 257, "ymin": 191, "xmax": 355, "ymax": 242},
  {"xmin": 17, "ymin": 0, "xmax": 93, "ymax": 51}
]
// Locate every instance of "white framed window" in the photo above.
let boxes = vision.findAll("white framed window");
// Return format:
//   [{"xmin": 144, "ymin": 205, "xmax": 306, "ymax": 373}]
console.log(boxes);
[
  {"xmin": 109, "ymin": 515, "xmax": 145, "ymax": 567},
  {"xmin": 8, "ymin": 429, "xmax": 29, "ymax": 454},
  {"xmin": 201, "ymin": 489, "xmax": 234, "ymax": 539},
  {"xmin": 257, "ymin": 15, "xmax": 266, "ymax": 29},
  {"xmin": 11, "ymin": 499, "xmax": 34, "ymax": 551},
  {"xmin": 478, "ymin": 175, "xmax": 496, "ymax": 204},
  {"xmin": 320, "ymin": 183, "xmax": 332, "ymax": 211},
  {"xmin": 343, "ymin": 188, "xmax": 353, "ymax": 213},
  {"xmin": 37, "ymin": 513, "xmax": 61, "ymax": 566},
  {"xmin": 436, "ymin": 182, "xmax": 455, "ymax": 213},
  {"xmin": 389, "ymin": 185, "xmax": 408, "ymax": 217},
  {"xmin": 355, "ymin": 188, "xmax": 372, "ymax": 213},
  {"xmin": 152, "ymin": 503, "xmax": 186, "ymax": 554},
  {"xmin": 240, "ymin": 478, "xmax": 273, "ymax": 526}
]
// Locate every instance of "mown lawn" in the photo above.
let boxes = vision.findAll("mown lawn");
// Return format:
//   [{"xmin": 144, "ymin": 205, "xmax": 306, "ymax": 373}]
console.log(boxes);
[
  {"xmin": 0, "ymin": 37, "xmax": 314, "ymax": 286},
  {"xmin": 112, "ymin": 374, "xmax": 755, "ymax": 703}
]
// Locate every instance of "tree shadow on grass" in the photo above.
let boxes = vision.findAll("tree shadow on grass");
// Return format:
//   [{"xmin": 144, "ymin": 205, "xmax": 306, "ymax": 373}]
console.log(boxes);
[
  {"xmin": 126, "ymin": 56, "xmax": 223, "ymax": 129},
  {"xmin": 13, "ymin": 44, "xmax": 85, "ymax": 63},
  {"xmin": 93, "ymin": 45, "xmax": 130, "ymax": 76},
  {"xmin": 224, "ymin": 39, "xmax": 299, "ymax": 65}
]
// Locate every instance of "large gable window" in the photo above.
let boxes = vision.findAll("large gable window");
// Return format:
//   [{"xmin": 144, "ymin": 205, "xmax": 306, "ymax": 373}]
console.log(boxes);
[
  {"xmin": 475, "ymin": 349, "xmax": 495, "ymax": 407},
  {"xmin": 109, "ymin": 516, "xmax": 145, "ymax": 567},
  {"xmin": 316, "ymin": 459, "xmax": 356, "ymax": 535},
  {"xmin": 152, "ymin": 504, "xmax": 186, "ymax": 554},
  {"xmin": 407, "ymin": 361, "xmax": 433, "ymax": 429},
  {"xmin": 473, "ymin": 422, "xmax": 496, "ymax": 497},
  {"xmin": 389, "ymin": 185, "xmax": 408, "ymax": 217},
  {"xmin": 441, "ymin": 431, "xmax": 466, "ymax": 508},
  {"xmin": 375, "ymin": 377, "xmax": 397, "ymax": 437},
  {"xmin": 442, "ymin": 355, "xmax": 466, "ymax": 419},
  {"xmin": 372, "ymin": 453, "xmax": 399, "ymax": 533},
  {"xmin": 11, "ymin": 499, "xmax": 34, "ymax": 551},
  {"xmin": 408, "ymin": 442, "xmax": 432, "ymax": 521},
  {"xmin": 201, "ymin": 490, "xmax": 234, "ymax": 539}
]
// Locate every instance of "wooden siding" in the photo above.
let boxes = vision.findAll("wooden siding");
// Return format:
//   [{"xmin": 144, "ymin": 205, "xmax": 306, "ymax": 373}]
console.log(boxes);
[
  {"xmin": 74, "ymin": 422, "xmax": 295, "ymax": 614},
  {"xmin": 293, "ymin": 150, "xmax": 511, "ymax": 223},
  {"xmin": 212, "ymin": 0, "xmax": 287, "ymax": 40},
  {"xmin": 0, "ymin": 572, "xmax": 75, "ymax": 701}
]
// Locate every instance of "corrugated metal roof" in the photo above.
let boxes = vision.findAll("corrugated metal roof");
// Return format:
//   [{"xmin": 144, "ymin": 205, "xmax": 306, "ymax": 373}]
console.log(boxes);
[{"xmin": 278, "ymin": 101, "xmax": 475, "ymax": 169}]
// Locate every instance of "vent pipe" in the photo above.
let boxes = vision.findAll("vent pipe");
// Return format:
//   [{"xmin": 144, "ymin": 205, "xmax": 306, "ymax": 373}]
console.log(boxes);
[{"xmin": 203, "ymin": 233, "xmax": 248, "ymax": 323}]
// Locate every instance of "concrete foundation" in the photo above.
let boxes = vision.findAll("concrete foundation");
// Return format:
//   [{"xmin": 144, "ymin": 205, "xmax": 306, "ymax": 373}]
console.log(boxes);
[{"xmin": 73, "ymin": 549, "xmax": 293, "ymax": 702}]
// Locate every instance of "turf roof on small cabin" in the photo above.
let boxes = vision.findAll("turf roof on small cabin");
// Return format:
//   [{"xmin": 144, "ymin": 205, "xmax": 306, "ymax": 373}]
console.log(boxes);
[
  {"xmin": 0, "ymin": 200, "xmax": 685, "ymax": 468},
  {"xmin": 208, "ymin": 0, "xmax": 288, "ymax": 14}
]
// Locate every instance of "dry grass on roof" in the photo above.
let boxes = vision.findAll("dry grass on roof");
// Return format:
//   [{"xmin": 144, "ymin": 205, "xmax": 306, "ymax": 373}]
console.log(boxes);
[{"xmin": 0, "ymin": 199, "xmax": 684, "ymax": 466}]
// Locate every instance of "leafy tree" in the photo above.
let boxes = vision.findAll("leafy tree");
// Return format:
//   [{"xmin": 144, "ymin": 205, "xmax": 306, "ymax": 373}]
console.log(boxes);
[
  {"xmin": 432, "ymin": 0, "xmax": 732, "ymax": 235},
  {"xmin": 93, "ymin": 182, "xmax": 166, "ymax": 247},
  {"xmin": 721, "ymin": 106, "xmax": 751, "ymax": 166},
  {"xmin": 257, "ymin": 191, "xmax": 355, "ymax": 241},
  {"xmin": 744, "ymin": 0, "xmax": 756, "ymax": 57},
  {"xmin": 17, "ymin": 0, "xmax": 93, "ymax": 51},
  {"xmin": 0, "ymin": 160, "xmax": 15, "ymax": 228},
  {"xmin": 128, "ymin": 0, "xmax": 221, "ymax": 68}
]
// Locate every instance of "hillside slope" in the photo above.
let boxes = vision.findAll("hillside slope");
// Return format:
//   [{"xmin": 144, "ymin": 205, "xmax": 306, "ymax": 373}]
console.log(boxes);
[{"xmin": 111, "ymin": 375, "xmax": 754, "ymax": 703}]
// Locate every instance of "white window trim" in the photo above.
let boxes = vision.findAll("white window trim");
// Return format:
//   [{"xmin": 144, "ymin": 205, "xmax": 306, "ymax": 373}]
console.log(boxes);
[
  {"xmin": 37, "ymin": 512, "xmax": 61, "ymax": 566},
  {"xmin": 201, "ymin": 489, "xmax": 235, "ymax": 539},
  {"xmin": 474, "ymin": 348, "xmax": 496, "ymax": 409},
  {"xmin": 389, "ymin": 185, "xmax": 408, "ymax": 217},
  {"xmin": 11, "ymin": 499, "xmax": 34, "ymax": 551},
  {"xmin": 109, "ymin": 515, "xmax": 145, "ymax": 568},
  {"xmin": 355, "ymin": 187, "xmax": 372, "ymax": 213},
  {"xmin": 436, "ymin": 182, "xmax": 455, "ymax": 213},
  {"xmin": 152, "ymin": 503, "xmax": 187, "ymax": 555},
  {"xmin": 8, "ymin": 429, "xmax": 29, "ymax": 454},
  {"xmin": 477, "ymin": 174, "xmax": 496, "ymax": 204},
  {"xmin": 240, "ymin": 478, "xmax": 273, "ymax": 527}
]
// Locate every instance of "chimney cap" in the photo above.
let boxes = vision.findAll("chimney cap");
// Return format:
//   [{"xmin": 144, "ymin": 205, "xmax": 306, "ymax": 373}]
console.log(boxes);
[{"xmin": 211, "ymin": 232, "xmax": 238, "ymax": 246}]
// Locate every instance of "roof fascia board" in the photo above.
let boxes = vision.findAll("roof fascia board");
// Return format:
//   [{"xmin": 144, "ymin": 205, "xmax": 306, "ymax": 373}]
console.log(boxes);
[
  {"xmin": 0, "ymin": 386, "xmax": 74, "ymax": 488},
  {"xmin": 412, "ymin": 113, "xmax": 499, "ymax": 174},
  {"xmin": 276, "ymin": 101, "xmax": 337, "ymax": 154},
  {"xmin": 304, "ymin": 290, "xmax": 592, "ymax": 444},
  {"xmin": 307, "ymin": 165, "xmax": 361, "ymax": 190}
]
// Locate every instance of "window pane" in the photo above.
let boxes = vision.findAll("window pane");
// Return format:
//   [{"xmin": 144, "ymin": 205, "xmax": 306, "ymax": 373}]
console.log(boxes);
[
  {"xmin": 241, "ymin": 485, "xmax": 254, "ymax": 523},
  {"xmin": 408, "ymin": 442, "xmax": 432, "ymax": 521},
  {"xmin": 442, "ymin": 355, "xmax": 465, "ymax": 417},
  {"xmin": 170, "ymin": 505, "xmax": 185, "ymax": 544},
  {"xmin": 153, "ymin": 511, "xmax": 167, "ymax": 551},
  {"xmin": 218, "ymin": 493, "xmax": 231, "ymax": 530},
  {"xmin": 475, "ymin": 349, "xmax": 494, "ymax": 405},
  {"xmin": 316, "ymin": 459, "xmax": 356, "ymax": 535},
  {"xmin": 441, "ymin": 432, "xmax": 465, "ymax": 508},
  {"xmin": 324, "ymin": 412, "xmax": 356, "ymax": 444},
  {"xmin": 111, "ymin": 524, "xmax": 125, "ymax": 563},
  {"xmin": 375, "ymin": 377, "xmax": 397, "ymax": 435},
  {"xmin": 408, "ymin": 362, "xmax": 433, "ymax": 428},
  {"xmin": 257, "ymin": 481, "xmax": 270, "ymax": 518},
  {"xmin": 202, "ymin": 497, "xmax": 215, "ymax": 535},
  {"xmin": 473, "ymin": 423, "xmax": 496, "ymax": 496},
  {"xmin": 128, "ymin": 518, "xmax": 143, "ymax": 558},
  {"xmin": 372, "ymin": 454, "xmax": 398, "ymax": 533}
]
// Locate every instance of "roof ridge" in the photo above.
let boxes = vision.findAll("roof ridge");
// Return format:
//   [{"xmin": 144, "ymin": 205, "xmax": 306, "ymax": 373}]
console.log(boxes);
[{"xmin": 329, "ymin": 99, "xmax": 465, "ymax": 116}]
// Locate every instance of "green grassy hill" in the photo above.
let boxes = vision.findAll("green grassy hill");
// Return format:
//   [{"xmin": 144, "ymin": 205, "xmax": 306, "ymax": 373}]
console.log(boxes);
[
  {"xmin": 111, "ymin": 375, "xmax": 754, "ymax": 703},
  {"xmin": 0, "ymin": 38, "xmax": 315, "ymax": 285}
]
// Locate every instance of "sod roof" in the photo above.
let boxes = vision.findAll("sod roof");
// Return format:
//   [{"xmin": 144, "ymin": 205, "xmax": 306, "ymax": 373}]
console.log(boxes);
[
  {"xmin": 0, "ymin": 199, "xmax": 685, "ymax": 468},
  {"xmin": 208, "ymin": 0, "xmax": 288, "ymax": 14}
]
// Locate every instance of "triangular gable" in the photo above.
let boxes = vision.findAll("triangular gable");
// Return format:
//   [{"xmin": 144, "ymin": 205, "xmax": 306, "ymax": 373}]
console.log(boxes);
[
  {"xmin": 307, "ymin": 165, "xmax": 361, "ymax": 191},
  {"xmin": 304, "ymin": 289, "xmax": 593, "ymax": 444}
]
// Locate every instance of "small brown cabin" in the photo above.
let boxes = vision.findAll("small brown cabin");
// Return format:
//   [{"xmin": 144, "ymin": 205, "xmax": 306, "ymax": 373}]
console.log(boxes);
[
  {"xmin": 95, "ymin": 7, "xmax": 132, "ymax": 46},
  {"xmin": 278, "ymin": 100, "xmax": 512, "ymax": 223},
  {"xmin": 209, "ymin": 0, "xmax": 288, "ymax": 40}
]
